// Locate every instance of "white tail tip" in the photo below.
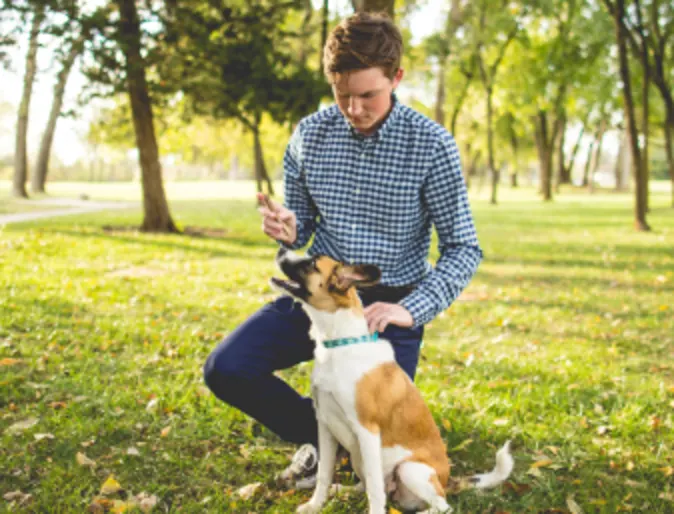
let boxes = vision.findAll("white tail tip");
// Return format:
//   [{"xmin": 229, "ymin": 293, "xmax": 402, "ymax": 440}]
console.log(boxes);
[{"xmin": 470, "ymin": 440, "xmax": 514, "ymax": 489}]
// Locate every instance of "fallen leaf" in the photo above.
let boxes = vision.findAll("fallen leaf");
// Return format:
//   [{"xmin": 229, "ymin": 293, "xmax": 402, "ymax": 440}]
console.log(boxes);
[
  {"xmin": 236, "ymin": 482, "xmax": 262, "ymax": 500},
  {"xmin": 531, "ymin": 458, "xmax": 554, "ymax": 469},
  {"xmin": 77, "ymin": 452, "xmax": 97, "ymax": 468},
  {"xmin": 3, "ymin": 490, "xmax": 32, "ymax": 504},
  {"xmin": 127, "ymin": 447, "xmax": 140, "ymax": 456},
  {"xmin": 451, "ymin": 439, "xmax": 473, "ymax": 452},
  {"xmin": 133, "ymin": 492, "xmax": 159, "ymax": 513},
  {"xmin": 503, "ymin": 481, "xmax": 532, "ymax": 495},
  {"xmin": 100, "ymin": 475, "xmax": 123, "ymax": 495},
  {"xmin": 160, "ymin": 426, "xmax": 171, "ymax": 437},
  {"xmin": 658, "ymin": 466, "xmax": 674, "ymax": 477},
  {"xmin": 493, "ymin": 418, "xmax": 509, "ymax": 426},
  {"xmin": 6, "ymin": 417, "xmax": 38, "ymax": 434},
  {"xmin": 49, "ymin": 401, "xmax": 67, "ymax": 409},
  {"xmin": 34, "ymin": 433, "xmax": 55, "ymax": 441},
  {"xmin": 659, "ymin": 492, "xmax": 674, "ymax": 502},
  {"xmin": 0, "ymin": 358, "xmax": 22, "ymax": 366},
  {"xmin": 567, "ymin": 494, "xmax": 583, "ymax": 514}
]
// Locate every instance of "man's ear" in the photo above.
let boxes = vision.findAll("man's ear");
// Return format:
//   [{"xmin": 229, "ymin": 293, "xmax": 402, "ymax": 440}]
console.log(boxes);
[{"xmin": 333, "ymin": 264, "xmax": 381, "ymax": 291}]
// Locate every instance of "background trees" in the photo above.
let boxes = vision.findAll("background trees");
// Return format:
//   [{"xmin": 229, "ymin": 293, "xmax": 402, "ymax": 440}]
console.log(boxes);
[{"xmin": 2, "ymin": 0, "xmax": 671, "ymax": 232}]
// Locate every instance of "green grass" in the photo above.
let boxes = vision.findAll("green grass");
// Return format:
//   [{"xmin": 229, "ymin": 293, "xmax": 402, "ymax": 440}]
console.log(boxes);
[{"xmin": 1, "ymin": 181, "xmax": 673, "ymax": 513}]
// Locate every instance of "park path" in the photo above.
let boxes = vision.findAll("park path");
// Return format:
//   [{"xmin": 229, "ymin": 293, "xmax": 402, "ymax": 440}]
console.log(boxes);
[{"xmin": 0, "ymin": 198, "xmax": 138, "ymax": 225}]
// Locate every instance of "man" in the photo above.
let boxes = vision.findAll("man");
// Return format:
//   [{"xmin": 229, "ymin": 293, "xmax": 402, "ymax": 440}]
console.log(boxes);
[{"xmin": 203, "ymin": 11, "xmax": 482, "ymax": 489}]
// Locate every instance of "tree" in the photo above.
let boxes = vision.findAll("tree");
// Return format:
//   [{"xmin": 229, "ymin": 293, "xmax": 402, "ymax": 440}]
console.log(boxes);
[
  {"xmin": 116, "ymin": 0, "xmax": 177, "ymax": 232},
  {"xmin": 12, "ymin": 4, "xmax": 44, "ymax": 198},
  {"xmin": 32, "ymin": 24, "xmax": 87, "ymax": 192},
  {"xmin": 603, "ymin": 0, "xmax": 650, "ymax": 230},
  {"xmin": 158, "ymin": 0, "xmax": 326, "ymax": 196}
]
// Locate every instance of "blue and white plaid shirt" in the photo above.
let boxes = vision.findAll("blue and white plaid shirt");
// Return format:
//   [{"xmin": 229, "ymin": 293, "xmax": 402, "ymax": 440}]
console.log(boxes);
[{"xmin": 283, "ymin": 96, "xmax": 482, "ymax": 327}]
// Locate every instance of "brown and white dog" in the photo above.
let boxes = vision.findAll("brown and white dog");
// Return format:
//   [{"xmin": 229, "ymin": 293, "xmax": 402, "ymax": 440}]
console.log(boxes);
[{"xmin": 272, "ymin": 248, "xmax": 513, "ymax": 514}]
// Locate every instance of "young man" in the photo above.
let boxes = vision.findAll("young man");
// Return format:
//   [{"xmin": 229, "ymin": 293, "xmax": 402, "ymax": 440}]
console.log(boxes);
[{"xmin": 203, "ymin": 12, "xmax": 482, "ymax": 489}]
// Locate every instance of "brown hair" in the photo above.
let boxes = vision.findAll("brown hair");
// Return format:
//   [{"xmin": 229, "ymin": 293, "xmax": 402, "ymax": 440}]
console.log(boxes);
[{"xmin": 323, "ymin": 12, "xmax": 403, "ymax": 81}]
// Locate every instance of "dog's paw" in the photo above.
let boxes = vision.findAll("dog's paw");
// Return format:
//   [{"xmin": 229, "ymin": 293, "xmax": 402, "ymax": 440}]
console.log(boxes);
[{"xmin": 296, "ymin": 501, "xmax": 322, "ymax": 514}]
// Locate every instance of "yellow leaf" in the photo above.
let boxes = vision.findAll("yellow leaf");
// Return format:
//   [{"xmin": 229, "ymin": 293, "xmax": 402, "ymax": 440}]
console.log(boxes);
[
  {"xmin": 0, "ymin": 358, "xmax": 22, "ymax": 366},
  {"xmin": 531, "ymin": 459, "xmax": 554, "ymax": 469},
  {"xmin": 389, "ymin": 508, "xmax": 403, "ymax": 514},
  {"xmin": 442, "ymin": 419, "xmax": 452, "ymax": 430},
  {"xmin": 566, "ymin": 495, "xmax": 584, "ymax": 514},
  {"xmin": 76, "ymin": 452, "xmax": 96, "ymax": 468},
  {"xmin": 100, "ymin": 475, "xmax": 123, "ymax": 495},
  {"xmin": 451, "ymin": 439, "xmax": 473, "ymax": 452},
  {"xmin": 658, "ymin": 466, "xmax": 674, "ymax": 477}
]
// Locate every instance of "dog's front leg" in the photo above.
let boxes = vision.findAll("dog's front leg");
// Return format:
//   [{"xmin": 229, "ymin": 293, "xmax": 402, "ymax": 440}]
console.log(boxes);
[
  {"xmin": 355, "ymin": 427, "xmax": 386, "ymax": 514},
  {"xmin": 296, "ymin": 420, "xmax": 338, "ymax": 514}
]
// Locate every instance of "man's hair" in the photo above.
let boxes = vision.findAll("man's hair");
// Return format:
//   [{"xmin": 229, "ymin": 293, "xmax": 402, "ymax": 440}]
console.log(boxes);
[{"xmin": 323, "ymin": 12, "xmax": 403, "ymax": 81}]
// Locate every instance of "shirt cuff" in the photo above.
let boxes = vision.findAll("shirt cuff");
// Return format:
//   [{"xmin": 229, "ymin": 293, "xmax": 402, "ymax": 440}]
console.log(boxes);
[{"xmin": 400, "ymin": 290, "xmax": 438, "ymax": 328}]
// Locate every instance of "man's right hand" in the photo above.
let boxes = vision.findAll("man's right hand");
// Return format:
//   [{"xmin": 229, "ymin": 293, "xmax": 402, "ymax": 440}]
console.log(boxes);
[{"xmin": 257, "ymin": 193, "xmax": 297, "ymax": 246}]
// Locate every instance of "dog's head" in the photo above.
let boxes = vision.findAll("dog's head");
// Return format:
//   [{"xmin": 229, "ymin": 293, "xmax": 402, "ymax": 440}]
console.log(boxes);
[{"xmin": 271, "ymin": 247, "xmax": 381, "ymax": 313}]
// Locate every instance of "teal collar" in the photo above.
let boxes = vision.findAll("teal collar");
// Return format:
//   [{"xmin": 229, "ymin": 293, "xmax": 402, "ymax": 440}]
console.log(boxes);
[{"xmin": 323, "ymin": 332, "xmax": 379, "ymax": 349}]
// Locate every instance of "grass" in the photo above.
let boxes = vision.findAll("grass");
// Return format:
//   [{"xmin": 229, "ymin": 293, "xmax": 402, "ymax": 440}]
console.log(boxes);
[{"xmin": 1, "ymin": 180, "xmax": 673, "ymax": 513}]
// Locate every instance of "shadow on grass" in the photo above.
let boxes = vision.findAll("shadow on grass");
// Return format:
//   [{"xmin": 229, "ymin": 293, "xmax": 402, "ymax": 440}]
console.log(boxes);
[{"xmin": 49, "ymin": 227, "xmax": 275, "ymax": 260}]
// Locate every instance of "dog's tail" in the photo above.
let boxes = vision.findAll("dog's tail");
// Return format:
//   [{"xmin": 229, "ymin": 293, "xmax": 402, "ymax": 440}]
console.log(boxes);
[{"xmin": 447, "ymin": 441, "xmax": 514, "ymax": 493}]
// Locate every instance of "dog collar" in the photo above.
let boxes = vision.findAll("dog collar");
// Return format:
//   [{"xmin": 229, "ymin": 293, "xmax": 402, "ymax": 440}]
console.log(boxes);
[{"xmin": 323, "ymin": 332, "xmax": 379, "ymax": 349}]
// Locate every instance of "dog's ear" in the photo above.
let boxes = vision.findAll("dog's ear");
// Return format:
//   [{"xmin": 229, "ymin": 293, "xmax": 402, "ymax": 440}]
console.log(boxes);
[{"xmin": 333, "ymin": 264, "xmax": 381, "ymax": 291}]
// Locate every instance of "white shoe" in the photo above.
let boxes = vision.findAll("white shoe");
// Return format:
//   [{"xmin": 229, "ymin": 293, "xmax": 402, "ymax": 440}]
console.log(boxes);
[{"xmin": 276, "ymin": 444, "xmax": 318, "ymax": 489}]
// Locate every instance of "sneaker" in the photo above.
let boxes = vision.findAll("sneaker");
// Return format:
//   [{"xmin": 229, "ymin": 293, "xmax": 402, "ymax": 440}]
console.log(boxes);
[{"xmin": 276, "ymin": 444, "xmax": 318, "ymax": 490}]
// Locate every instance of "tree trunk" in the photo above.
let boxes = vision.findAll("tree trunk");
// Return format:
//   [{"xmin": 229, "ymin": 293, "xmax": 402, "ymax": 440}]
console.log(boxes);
[
  {"xmin": 485, "ymin": 87, "xmax": 498, "ymax": 204},
  {"xmin": 33, "ymin": 32, "xmax": 85, "ymax": 193},
  {"xmin": 665, "ymin": 116, "xmax": 674, "ymax": 207},
  {"xmin": 351, "ymin": 0, "xmax": 394, "ymax": 18},
  {"xmin": 613, "ymin": 0, "xmax": 649, "ymax": 230},
  {"xmin": 582, "ymin": 137, "xmax": 595, "ymax": 187},
  {"xmin": 320, "ymin": 0, "xmax": 329, "ymax": 73},
  {"xmin": 509, "ymin": 124, "xmax": 519, "ymax": 188},
  {"xmin": 533, "ymin": 111, "xmax": 555, "ymax": 201},
  {"xmin": 641, "ymin": 41, "xmax": 649, "ymax": 213},
  {"xmin": 13, "ymin": 7, "xmax": 44, "ymax": 198},
  {"xmin": 555, "ymin": 113, "xmax": 566, "ymax": 192},
  {"xmin": 117, "ymin": 0, "xmax": 177, "ymax": 233},
  {"xmin": 562, "ymin": 122, "xmax": 585, "ymax": 185},
  {"xmin": 434, "ymin": 58, "xmax": 447, "ymax": 127},
  {"xmin": 253, "ymin": 116, "xmax": 274, "ymax": 196},
  {"xmin": 589, "ymin": 123, "xmax": 606, "ymax": 193},
  {"xmin": 450, "ymin": 76, "xmax": 471, "ymax": 136}
]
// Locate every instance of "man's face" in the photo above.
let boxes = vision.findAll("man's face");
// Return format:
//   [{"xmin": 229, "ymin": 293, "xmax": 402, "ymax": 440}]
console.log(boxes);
[{"xmin": 332, "ymin": 67, "xmax": 404, "ymax": 136}]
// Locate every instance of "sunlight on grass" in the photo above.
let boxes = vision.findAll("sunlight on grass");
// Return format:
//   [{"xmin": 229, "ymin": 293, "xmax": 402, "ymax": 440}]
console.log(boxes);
[{"xmin": 1, "ymin": 183, "xmax": 673, "ymax": 513}]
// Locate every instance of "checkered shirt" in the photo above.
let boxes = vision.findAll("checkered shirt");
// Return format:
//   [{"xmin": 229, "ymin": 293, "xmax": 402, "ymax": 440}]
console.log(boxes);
[{"xmin": 282, "ymin": 97, "xmax": 482, "ymax": 327}]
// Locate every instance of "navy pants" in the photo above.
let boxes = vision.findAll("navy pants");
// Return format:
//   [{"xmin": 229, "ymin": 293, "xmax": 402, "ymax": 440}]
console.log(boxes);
[{"xmin": 203, "ymin": 294, "xmax": 424, "ymax": 447}]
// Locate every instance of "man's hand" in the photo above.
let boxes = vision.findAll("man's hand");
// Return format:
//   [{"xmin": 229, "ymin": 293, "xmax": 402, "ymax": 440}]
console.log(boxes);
[
  {"xmin": 364, "ymin": 302, "xmax": 414, "ymax": 333},
  {"xmin": 257, "ymin": 193, "xmax": 297, "ymax": 246}
]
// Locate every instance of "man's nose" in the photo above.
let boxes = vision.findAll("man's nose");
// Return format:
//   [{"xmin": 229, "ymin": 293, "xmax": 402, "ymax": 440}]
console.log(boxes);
[{"xmin": 348, "ymin": 97, "xmax": 363, "ymax": 116}]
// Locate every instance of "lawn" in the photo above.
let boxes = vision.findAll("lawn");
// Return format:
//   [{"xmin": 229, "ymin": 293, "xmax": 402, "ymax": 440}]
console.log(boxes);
[{"xmin": 1, "ymin": 181, "xmax": 673, "ymax": 513}]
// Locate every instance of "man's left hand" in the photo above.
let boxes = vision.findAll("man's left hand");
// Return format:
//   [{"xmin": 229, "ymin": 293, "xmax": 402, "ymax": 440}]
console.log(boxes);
[{"xmin": 364, "ymin": 302, "xmax": 414, "ymax": 333}]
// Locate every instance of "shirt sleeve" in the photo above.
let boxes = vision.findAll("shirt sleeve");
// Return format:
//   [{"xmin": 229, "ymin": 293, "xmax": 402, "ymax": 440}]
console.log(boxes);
[
  {"xmin": 399, "ymin": 134, "xmax": 483, "ymax": 327},
  {"xmin": 283, "ymin": 122, "xmax": 317, "ymax": 249}
]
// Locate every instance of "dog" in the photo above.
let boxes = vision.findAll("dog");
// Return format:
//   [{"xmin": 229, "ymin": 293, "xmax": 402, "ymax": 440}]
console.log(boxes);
[{"xmin": 271, "ymin": 248, "xmax": 514, "ymax": 514}]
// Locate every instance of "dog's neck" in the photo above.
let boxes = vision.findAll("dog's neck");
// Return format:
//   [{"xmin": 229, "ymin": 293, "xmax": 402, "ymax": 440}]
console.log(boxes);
[{"xmin": 303, "ymin": 305, "xmax": 370, "ymax": 346}]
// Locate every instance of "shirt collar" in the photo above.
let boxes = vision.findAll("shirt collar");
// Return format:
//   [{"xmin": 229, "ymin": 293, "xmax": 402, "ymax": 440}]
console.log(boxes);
[{"xmin": 343, "ymin": 93, "xmax": 402, "ymax": 143}]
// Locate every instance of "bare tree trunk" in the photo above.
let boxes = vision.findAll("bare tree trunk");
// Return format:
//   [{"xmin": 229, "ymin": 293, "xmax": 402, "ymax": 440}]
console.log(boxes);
[
  {"xmin": 13, "ymin": 7, "xmax": 44, "ymax": 198},
  {"xmin": 253, "ymin": 116, "xmax": 274, "ymax": 196},
  {"xmin": 589, "ymin": 123, "xmax": 606, "ymax": 193},
  {"xmin": 533, "ymin": 111, "xmax": 556, "ymax": 201},
  {"xmin": 33, "ymin": 32, "xmax": 85, "ymax": 193},
  {"xmin": 117, "ymin": 0, "xmax": 177, "ymax": 233},
  {"xmin": 434, "ymin": 59, "xmax": 447, "ymax": 127},
  {"xmin": 320, "ymin": 0, "xmax": 329, "ymax": 73},
  {"xmin": 485, "ymin": 87, "xmax": 499, "ymax": 204},
  {"xmin": 555, "ymin": 113, "xmax": 566, "ymax": 192},
  {"xmin": 562, "ymin": 122, "xmax": 585, "ymax": 185},
  {"xmin": 612, "ymin": 0, "xmax": 649, "ymax": 230},
  {"xmin": 641, "ymin": 42, "xmax": 650, "ymax": 213},
  {"xmin": 665, "ymin": 117, "xmax": 674, "ymax": 207}
]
